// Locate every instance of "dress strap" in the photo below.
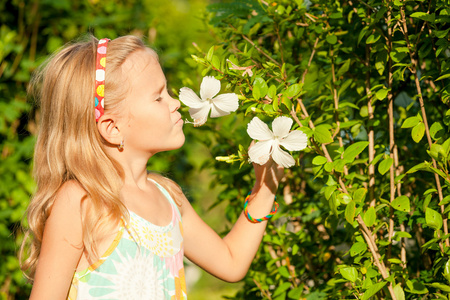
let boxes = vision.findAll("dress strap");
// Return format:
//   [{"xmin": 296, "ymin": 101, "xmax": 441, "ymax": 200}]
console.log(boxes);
[{"xmin": 148, "ymin": 178, "xmax": 182, "ymax": 220}]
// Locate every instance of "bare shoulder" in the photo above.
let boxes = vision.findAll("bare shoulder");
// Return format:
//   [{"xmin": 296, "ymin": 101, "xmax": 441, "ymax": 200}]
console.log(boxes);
[
  {"xmin": 42, "ymin": 179, "xmax": 85, "ymax": 253},
  {"xmin": 45, "ymin": 180, "xmax": 87, "ymax": 236},
  {"xmin": 51, "ymin": 180, "xmax": 86, "ymax": 217},
  {"xmin": 31, "ymin": 180, "xmax": 85, "ymax": 298}
]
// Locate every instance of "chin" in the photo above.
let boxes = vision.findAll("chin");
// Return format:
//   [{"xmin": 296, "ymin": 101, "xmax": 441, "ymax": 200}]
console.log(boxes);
[{"xmin": 175, "ymin": 136, "xmax": 186, "ymax": 149}]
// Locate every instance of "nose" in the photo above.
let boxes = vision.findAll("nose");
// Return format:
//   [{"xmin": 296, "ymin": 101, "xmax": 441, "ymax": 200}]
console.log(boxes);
[{"xmin": 171, "ymin": 97, "xmax": 181, "ymax": 112}]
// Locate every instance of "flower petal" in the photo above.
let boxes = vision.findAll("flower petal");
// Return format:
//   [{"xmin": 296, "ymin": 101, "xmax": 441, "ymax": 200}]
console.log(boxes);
[
  {"xmin": 271, "ymin": 144, "xmax": 296, "ymax": 168},
  {"xmin": 188, "ymin": 103, "xmax": 210, "ymax": 126},
  {"xmin": 280, "ymin": 130, "xmax": 308, "ymax": 151},
  {"xmin": 272, "ymin": 116, "xmax": 293, "ymax": 138},
  {"xmin": 211, "ymin": 93, "xmax": 239, "ymax": 116},
  {"xmin": 247, "ymin": 117, "xmax": 274, "ymax": 141},
  {"xmin": 248, "ymin": 140, "xmax": 273, "ymax": 165},
  {"xmin": 210, "ymin": 105, "xmax": 230, "ymax": 118},
  {"xmin": 200, "ymin": 76, "xmax": 221, "ymax": 101},
  {"xmin": 179, "ymin": 87, "xmax": 204, "ymax": 108}
]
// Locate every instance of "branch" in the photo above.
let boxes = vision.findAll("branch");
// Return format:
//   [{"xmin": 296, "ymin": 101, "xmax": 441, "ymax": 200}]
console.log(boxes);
[
  {"xmin": 385, "ymin": 3, "xmax": 396, "ymax": 260},
  {"xmin": 365, "ymin": 42, "xmax": 376, "ymax": 207},
  {"xmin": 241, "ymin": 34, "xmax": 281, "ymax": 67},
  {"xmin": 400, "ymin": 3, "xmax": 449, "ymax": 247},
  {"xmin": 330, "ymin": 48, "xmax": 348, "ymax": 176}
]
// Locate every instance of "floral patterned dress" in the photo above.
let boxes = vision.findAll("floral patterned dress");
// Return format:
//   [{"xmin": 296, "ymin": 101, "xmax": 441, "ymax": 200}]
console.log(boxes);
[{"xmin": 67, "ymin": 180, "xmax": 187, "ymax": 299}]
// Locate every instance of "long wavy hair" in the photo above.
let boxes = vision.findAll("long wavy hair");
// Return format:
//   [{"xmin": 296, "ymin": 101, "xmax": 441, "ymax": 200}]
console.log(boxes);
[{"xmin": 20, "ymin": 35, "xmax": 183, "ymax": 280}]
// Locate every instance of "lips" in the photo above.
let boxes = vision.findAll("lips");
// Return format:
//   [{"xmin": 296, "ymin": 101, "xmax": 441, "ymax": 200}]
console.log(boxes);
[{"xmin": 175, "ymin": 113, "xmax": 183, "ymax": 125}]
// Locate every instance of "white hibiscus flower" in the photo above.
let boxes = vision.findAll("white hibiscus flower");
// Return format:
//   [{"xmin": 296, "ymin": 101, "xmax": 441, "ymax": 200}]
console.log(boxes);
[
  {"xmin": 247, "ymin": 116, "xmax": 308, "ymax": 168},
  {"xmin": 179, "ymin": 76, "xmax": 239, "ymax": 126}
]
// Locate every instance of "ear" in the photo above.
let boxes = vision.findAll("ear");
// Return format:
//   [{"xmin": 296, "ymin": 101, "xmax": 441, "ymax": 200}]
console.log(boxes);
[{"xmin": 97, "ymin": 114, "xmax": 123, "ymax": 146}]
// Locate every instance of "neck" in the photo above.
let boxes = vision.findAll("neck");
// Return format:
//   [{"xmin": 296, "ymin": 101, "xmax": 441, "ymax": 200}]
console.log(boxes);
[{"xmin": 104, "ymin": 144, "xmax": 154, "ymax": 189}]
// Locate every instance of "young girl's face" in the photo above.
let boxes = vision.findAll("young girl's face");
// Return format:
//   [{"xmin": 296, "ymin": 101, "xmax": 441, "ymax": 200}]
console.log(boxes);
[{"xmin": 119, "ymin": 49, "xmax": 185, "ymax": 156}]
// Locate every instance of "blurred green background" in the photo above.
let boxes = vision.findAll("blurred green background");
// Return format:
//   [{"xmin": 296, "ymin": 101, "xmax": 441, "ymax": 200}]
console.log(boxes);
[{"xmin": 0, "ymin": 0, "xmax": 242, "ymax": 298}]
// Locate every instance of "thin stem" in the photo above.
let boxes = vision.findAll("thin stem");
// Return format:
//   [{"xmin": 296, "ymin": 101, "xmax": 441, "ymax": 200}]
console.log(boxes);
[
  {"xmin": 386, "ymin": 3, "xmax": 396, "ymax": 260},
  {"xmin": 240, "ymin": 34, "xmax": 281, "ymax": 67},
  {"xmin": 399, "ymin": 3, "xmax": 449, "ymax": 247},
  {"xmin": 394, "ymin": 145, "xmax": 407, "ymax": 269},
  {"xmin": 330, "ymin": 48, "xmax": 347, "ymax": 176},
  {"xmin": 366, "ymin": 42, "xmax": 375, "ymax": 207}
]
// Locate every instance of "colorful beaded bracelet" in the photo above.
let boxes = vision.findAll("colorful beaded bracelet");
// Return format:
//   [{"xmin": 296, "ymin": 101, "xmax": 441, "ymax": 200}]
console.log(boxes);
[{"xmin": 243, "ymin": 193, "xmax": 279, "ymax": 223}]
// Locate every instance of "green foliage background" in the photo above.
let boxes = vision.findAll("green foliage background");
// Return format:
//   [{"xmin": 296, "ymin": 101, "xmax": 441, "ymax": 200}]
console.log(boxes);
[
  {"xmin": 193, "ymin": 0, "xmax": 450, "ymax": 299},
  {"xmin": 2, "ymin": 0, "xmax": 450, "ymax": 299}
]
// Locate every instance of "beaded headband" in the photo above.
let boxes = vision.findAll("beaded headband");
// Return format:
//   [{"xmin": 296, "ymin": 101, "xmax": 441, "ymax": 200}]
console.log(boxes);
[{"xmin": 94, "ymin": 38, "xmax": 110, "ymax": 122}]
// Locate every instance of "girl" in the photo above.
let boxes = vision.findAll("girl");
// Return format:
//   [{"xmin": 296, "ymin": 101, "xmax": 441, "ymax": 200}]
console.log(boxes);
[{"xmin": 20, "ymin": 35, "xmax": 284, "ymax": 299}]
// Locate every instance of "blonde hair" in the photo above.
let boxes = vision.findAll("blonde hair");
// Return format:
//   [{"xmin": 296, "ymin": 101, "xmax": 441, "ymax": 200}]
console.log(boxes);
[{"xmin": 20, "ymin": 35, "xmax": 182, "ymax": 280}]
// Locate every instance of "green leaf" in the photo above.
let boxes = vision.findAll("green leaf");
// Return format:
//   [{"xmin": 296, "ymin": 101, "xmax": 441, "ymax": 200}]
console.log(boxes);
[
  {"xmin": 350, "ymin": 241, "xmax": 367, "ymax": 256},
  {"xmin": 439, "ymin": 195, "xmax": 450, "ymax": 206},
  {"xmin": 366, "ymin": 33, "xmax": 381, "ymax": 44},
  {"xmin": 314, "ymin": 125, "xmax": 333, "ymax": 144},
  {"xmin": 427, "ymin": 144, "xmax": 446, "ymax": 161},
  {"xmin": 345, "ymin": 201, "xmax": 356, "ymax": 223},
  {"xmin": 407, "ymin": 161, "xmax": 431, "ymax": 174},
  {"xmin": 206, "ymin": 46, "xmax": 214, "ymax": 62},
  {"xmin": 430, "ymin": 122, "xmax": 445, "ymax": 140},
  {"xmin": 391, "ymin": 195, "xmax": 410, "ymax": 212},
  {"xmin": 436, "ymin": 73, "xmax": 450, "ymax": 81},
  {"xmin": 406, "ymin": 280, "xmax": 429, "ymax": 294},
  {"xmin": 287, "ymin": 287, "xmax": 303, "ymax": 299},
  {"xmin": 393, "ymin": 231, "xmax": 412, "ymax": 241},
  {"xmin": 375, "ymin": 61, "xmax": 384, "ymax": 75},
  {"xmin": 363, "ymin": 207, "xmax": 376, "ymax": 227},
  {"xmin": 326, "ymin": 34, "xmax": 337, "ymax": 44},
  {"xmin": 282, "ymin": 95, "xmax": 292, "ymax": 111},
  {"xmin": 428, "ymin": 283, "xmax": 450, "ymax": 293},
  {"xmin": 285, "ymin": 83, "xmax": 302, "ymax": 98},
  {"xmin": 278, "ymin": 266, "xmax": 291, "ymax": 278},
  {"xmin": 211, "ymin": 55, "xmax": 221, "ymax": 70},
  {"xmin": 312, "ymin": 155, "xmax": 328, "ymax": 165},
  {"xmin": 361, "ymin": 281, "xmax": 387, "ymax": 300},
  {"xmin": 268, "ymin": 85, "xmax": 277, "ymax": 100},
  {"xmin": 273, "ymin": 95, "xmax": 279, "ymax": 111},
  {"xmin": 324, "ymin": 185, "xmax": 337, "ymax": 200},
  {"xmin": 378, "ymin": 157, "xmax": 393, "ymax": 175},
  {"xmin": 393, "ymin": 284, "xmax": 406, "ymax": 300},
  {"xmin": 375, "ymin": 88, "xmax": 388, "ymax": 100},
  {"xmin": 340, "ymin": 267, "xmax": 358, "ymax": 282},
  {"xmin": 430, "ymin": 166, "xmax": 449, "ymax": 182},
  {"xmin": 435, "ymin": 28, "xmax": 450, "ymax": 39},
  {"xmin": 444, "ymin": 259, "xmax": 450, "ymax": 284},
  {"xmin": 336, "ymin": 59, "xmax": 351, "ymax": 78},
  {"xmin": 411, "ymin": 12, "xmax": 435, "ymax": 22},
  {"xmin": 338, "ymin": 193, "xmax": 352, "ymax": 205},
  {"xmin": 273, "ymin": 282, "xmax": 291, "ymax": 297},
  {"xmin": 343, "ymin": 141, "xmax": 369, "ymax": 162},
  {"xmin": 425, "ymin": 207, "xmax": 443, "ymax": 230},
  {"xmin": 401, "ymin": 116, "xmax": 420, "ymax": 128},
  {"xmin": 253, "ymin": 76, "xmax": 268, "ymax": 100},
  {"xmin": 353, "ymin": 188, "xmax": 367, "ymax": 203},
  {"xmin": 412, "ymin": 122, "xmax": 425, "ymax": 143},
  {"xmin": 370, "ymin": 153, "xmax": 384, "ymax": 166}
]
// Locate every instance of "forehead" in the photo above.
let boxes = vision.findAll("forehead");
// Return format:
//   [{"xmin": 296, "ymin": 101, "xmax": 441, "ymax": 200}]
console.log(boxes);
[{"xmin": 122, "ymin": 48, "xmax": 160, "ymax": 75}]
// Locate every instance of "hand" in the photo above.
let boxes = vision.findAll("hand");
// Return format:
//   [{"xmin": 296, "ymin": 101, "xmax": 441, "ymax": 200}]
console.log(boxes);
[{"xmin": 250, "ymin": 142, "xmax": 285, "ymax": 194}]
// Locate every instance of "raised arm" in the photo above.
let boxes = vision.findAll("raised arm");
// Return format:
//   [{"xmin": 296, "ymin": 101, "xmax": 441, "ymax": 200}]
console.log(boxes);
[
  {"xmin": 29, "ymin": 181, "xmax": 84, "ymax": 300},
  {"xmin": 182, "ymin": 159, "xmax": 284, "ymax": 282}
]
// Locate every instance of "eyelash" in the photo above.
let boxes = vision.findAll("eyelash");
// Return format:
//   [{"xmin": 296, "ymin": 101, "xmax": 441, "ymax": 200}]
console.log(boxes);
[{"xmin": 155, "ymin": 96, "xmax": 163, "ymax": 102}]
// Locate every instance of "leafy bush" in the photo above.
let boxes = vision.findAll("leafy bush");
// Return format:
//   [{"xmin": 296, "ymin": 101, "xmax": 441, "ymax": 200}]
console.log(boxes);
[
  {"xmin": 0, "ymin": 0, "xmax": 211, "ymax": 298},
  {"xmin": 187, "ymin": 0, "xmax": 450, "ymax": 298}
]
